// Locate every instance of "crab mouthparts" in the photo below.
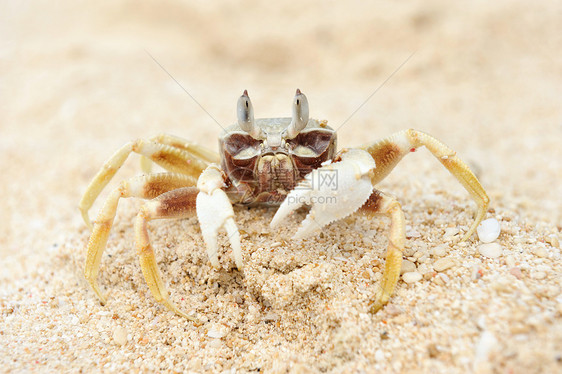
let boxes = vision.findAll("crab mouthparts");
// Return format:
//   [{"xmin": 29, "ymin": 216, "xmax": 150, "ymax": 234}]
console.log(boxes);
[{"xmin": 265, "ymin": 131, "xmax": 282, "ymax": 148}]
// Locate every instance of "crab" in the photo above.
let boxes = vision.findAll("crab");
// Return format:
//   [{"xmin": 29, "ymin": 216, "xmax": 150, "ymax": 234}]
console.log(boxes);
[{"xmin": 79, "ymin": 89, "xmax": 489, "ymax": 321}]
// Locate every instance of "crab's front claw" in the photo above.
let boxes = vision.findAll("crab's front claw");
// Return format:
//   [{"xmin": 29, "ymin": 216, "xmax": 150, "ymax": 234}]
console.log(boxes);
[
  {"xmin": 271, "ymin": 149, "xmax": 376, "ymax": 238},
  {"xmin": 196, "ymin": 166, "xmax": 243, "ymax": 270}
]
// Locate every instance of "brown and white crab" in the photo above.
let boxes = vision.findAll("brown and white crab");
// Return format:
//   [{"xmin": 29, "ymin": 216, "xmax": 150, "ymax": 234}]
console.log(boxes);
[{"xmin": 80, "ymin": 89, "xmax": 489, "ymax": 321}]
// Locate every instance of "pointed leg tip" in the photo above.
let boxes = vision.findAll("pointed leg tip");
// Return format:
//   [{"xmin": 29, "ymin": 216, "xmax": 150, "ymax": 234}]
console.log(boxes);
[
  {"xmin": 90, "ymin": 284, "xmax": 107, "ymax": 305},
  {"xmin": 293, "ymin": 221, "xmax": 320, "ymax": 240},
  {"xmin": 234, "ymin": 260, "xmax": 244, "ymax": 271},
  {"xmin": 269, "ymin": 212, "xmax": 286, "ymax": 229},
  {"xmin": 97, "ymin": 293, "xmax": 108, "ymax": 305},
  {"xmin": 86, "ymin": 276, "xmax": 103, "ymax": 297},
  {"xmin": 369, "ymin": 287, "xmax": 391, "ymax": 314},
  {"xmin": 292, "ymin": 232, "xmax": 305, "ymax": 240},
  {"xmin": 178, "ymin": 311, "xmax": 201, "ymax": 324},
  {"xmin": 369, "ymin": 294, "xmax": 390, "ymax": 314},
  {"xmin": 81, "ymin": 210, "xmax": 93, "ymax": 230},
  {"xmin": 460, "ymin": 224, "xmax": 479, "ymax": 242},
  {"xmin": 206, "ymin": 256, "xmax": 221, "ymax": 270},
  {"xmin": 369, "ymin": 300, "xmax": 384, "ymax": 314},
  {"xmin": 165, "ymin": 301, "xmax": 201, "ymax": 324}
]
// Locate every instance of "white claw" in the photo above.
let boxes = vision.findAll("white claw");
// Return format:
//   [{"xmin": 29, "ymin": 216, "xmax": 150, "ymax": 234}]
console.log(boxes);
[
  {"xmin": 196, "ymin": 166, "xmax": 243, "ymax": 270},
  {"xmin": 271, "ymin": 149, "xmax": 376, "ymax": 238}
]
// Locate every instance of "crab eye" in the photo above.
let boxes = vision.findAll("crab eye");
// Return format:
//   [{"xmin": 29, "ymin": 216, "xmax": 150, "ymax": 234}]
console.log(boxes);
[
  {"xmin": 237, "ymin": 90, "xmax": 253, "ymax": 128},
  {"xmin": 285, "ymin": 88, "xmax": 309, "ymax": 139},
  {"xmin": 237, "ymin": 90, "xmax": 263, "ymax": 139}
]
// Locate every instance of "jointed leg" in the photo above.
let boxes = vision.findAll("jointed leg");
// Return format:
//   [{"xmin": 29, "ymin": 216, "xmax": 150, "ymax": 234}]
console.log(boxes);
[
  {"xmin": 80, "ymin": 137, "xmax": 216, "ymax": 227},
  {"xmin": 362, "ymin": 129, "xmax": 489, "ymax": 240},
  {"xmin": 360, "ymin": 190, "xmax": 406, "ymax": 313},
  {"xmin": 152, "ymin": 133, "xmax": 220, "ymax": 163},
  {"xmin": 84, "ymin": 173, "xmax": 196, "ymax": 304},
  {"xmin": 134, "ymin": 187, "xmax": 199, "ymax": 321}
]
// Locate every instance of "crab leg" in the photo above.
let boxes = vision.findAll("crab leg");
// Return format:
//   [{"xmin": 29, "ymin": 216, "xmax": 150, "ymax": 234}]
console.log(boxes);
[
  {"xmin": 362, "ymin": 129, "xmax": 489, "ymax": 240},
  {"xmin": 84, "ymin": 173, "xmax": 196, "ymax": 305},
  {"xmin": 80, "ymin": 138, "xmax": 216, "ymax": 228},
  {"xmin": 141, "ymin": 134, "xmax": 220, "ymax": 173},
  {"xmin": 196, "ymin": 165, "xmax": 243, "ymax": 270},
  {"xmin": 134, "ymin": 187, "xmax": 200, "ymax": 321},
  {"xmin": 360, "ymin": 190, "xmax": 406, "ymax": 313}
]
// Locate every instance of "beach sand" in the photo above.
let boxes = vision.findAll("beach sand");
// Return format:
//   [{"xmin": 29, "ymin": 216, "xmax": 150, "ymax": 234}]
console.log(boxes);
[{"xmin": 1, "ymin": 1, "xmax": 561, "ymax": 372}]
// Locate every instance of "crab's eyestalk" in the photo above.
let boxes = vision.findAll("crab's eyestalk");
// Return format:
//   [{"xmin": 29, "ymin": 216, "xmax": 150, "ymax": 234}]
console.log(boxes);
[
  {"xmin": 285, "ymin": 88, "xmax": 309, "ymax": 139},
  {"xmin": 237, "ymin": 90, "xmax": 263, "ymax": 139}
]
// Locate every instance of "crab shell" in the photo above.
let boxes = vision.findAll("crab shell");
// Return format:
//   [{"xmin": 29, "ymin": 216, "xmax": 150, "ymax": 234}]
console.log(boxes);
[{"xmin": 219, "ymin": 118, "xmax": 337, "ymax": 205}]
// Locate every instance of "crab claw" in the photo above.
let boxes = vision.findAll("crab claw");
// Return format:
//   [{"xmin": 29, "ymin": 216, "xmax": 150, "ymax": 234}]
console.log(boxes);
[
  {"xmin": 196, "ymin": 166, "xmax": 243, "ymax": 270},
  {"xmin": 271, "ymin": 149, "xmax": 376, "ymax": 238}
]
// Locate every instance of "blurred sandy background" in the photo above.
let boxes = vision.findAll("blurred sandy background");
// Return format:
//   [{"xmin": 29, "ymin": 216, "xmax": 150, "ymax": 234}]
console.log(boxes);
[{"xmin": 1, "ymin": 1, "xmax": 561, "ymax": 372}]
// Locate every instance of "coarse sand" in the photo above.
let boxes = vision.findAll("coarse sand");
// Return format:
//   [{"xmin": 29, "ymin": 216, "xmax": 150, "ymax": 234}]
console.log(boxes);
[{"xmin": 1, "ymin": 1, "xmax": 561, "ymax": 373}]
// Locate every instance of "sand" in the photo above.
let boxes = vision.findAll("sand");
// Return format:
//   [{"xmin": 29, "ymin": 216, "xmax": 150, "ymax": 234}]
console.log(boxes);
[{"xmin": 1, "ymin": 1, "xmax": 561, "ymax": 372}]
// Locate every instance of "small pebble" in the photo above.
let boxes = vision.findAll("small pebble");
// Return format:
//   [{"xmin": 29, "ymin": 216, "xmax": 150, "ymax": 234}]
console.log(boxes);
[
  {"xmin": 478, "ymin": 243, "xmax": 502, "ymax": 258},
  {"xmin": 263, "ymin": 312, "xmax": 280, "ymax": 322},
  {"xmin": 531, "ymin": 271, "xmax": 546, "ymax": 280},
  {"xmin": 477, "ymin": 218, "xmax": 501, "ymax": 243},
  {"xmin": 113, "ymin": 326, "xmax": 128, "ymax": 346},
  {"xmin": 413, "ymin": 250, "xmax": 425, "ymax": 259},
  {"xmin": 374, "ymin": 349, "xmax": 385, "ymax": 361},
  {"xmin": 443, "ymin": 227, "xmax": 459, "ymax": 239},
  {"xmin": 532, "ymin": 247, "xmax": 548, "ymax": 258},
  {"xmin": 433, "ymin": 257, "xmax": 455, "ymax": 272},
  {"xmin": 545, "ymin": 235, "xmax": 560, "ymax": 248},
  {"xmin": 400, "ymin": 260, "xmax": 416, "ymax": 275},
  {"xmin": 431, "ymin": 244, "xmax": 448, "ymax": 257},
  {"xmin": 207, "ymin": 329, "xmax": 226, "ymax": 339},
  {"xmin": 402, "ymin": 271, "xmax": 422, "ymax": 284}
]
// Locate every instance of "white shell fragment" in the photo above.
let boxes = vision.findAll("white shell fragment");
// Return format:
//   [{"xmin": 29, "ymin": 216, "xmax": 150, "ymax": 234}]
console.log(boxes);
[
  {"xmin": 402, "ymin": 271, "xmax": 422, "ymax": 284},
  {"xmin": 478, "ymin": 243, "xmax": 503, "ymax": 258},
  {"xmin": 207, "ymin": 329, "xmax": 227, "ymax": 339},
  {"xmin": 113, "ymin": 326, "xmax": 128, "ymax": 346},
  {"xmin": 477, "ymin": 218, "xmax": 501, "ymax": 243},
  {"xmin": 433, "ymin": 257, "xmax": 455, "ymax": 272},
  {"xmin": 400, "ymin": 260, "xmax": 416, "ymax": 274}
]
